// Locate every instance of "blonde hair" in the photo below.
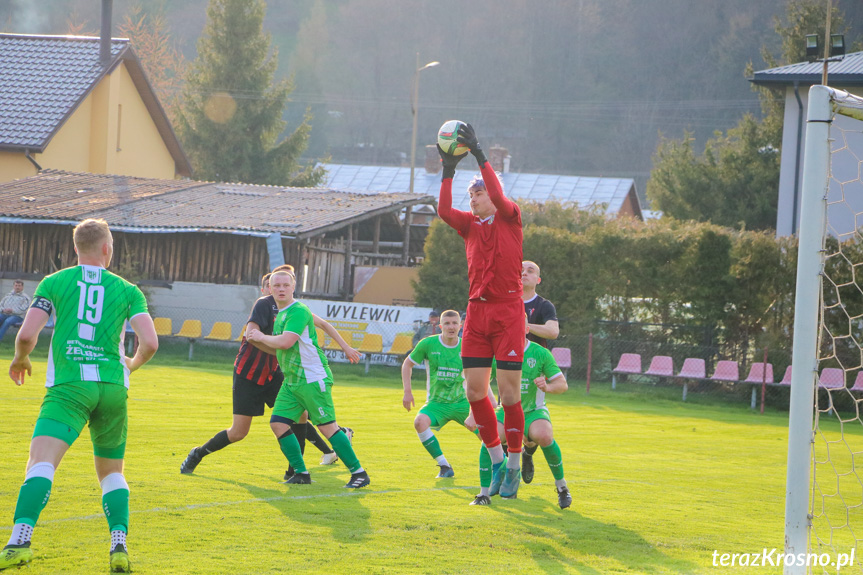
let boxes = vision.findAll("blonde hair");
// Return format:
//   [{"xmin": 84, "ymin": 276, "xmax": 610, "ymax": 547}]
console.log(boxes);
[
  {"xmin": 73, "ymin": 219, "xmax": 112, "ymax": 254},
  {"xmin": 441, "ymin": 309, "xmax": 461, "ymax": 321},
  {"xmin": 270, "ymin": 270, "xmax": 295, "ymax": 283}
]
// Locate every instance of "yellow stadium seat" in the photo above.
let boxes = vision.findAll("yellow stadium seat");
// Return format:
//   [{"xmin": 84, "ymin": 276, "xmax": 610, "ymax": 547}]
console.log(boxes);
[
  {"xmin": 235, "ymin": 324, "xmax": 246, "ymax": 341},
  {"xmin": 357, "ymin": 333, "xmax": 384, "ymax": 374},
  {"xmin": 357, "ymin": 333, "xmax": 383, "ymax": 354},
  {"xmin": 326, "ymin": 330, "xmax": 352, "ymax": 351},
  {"xmin": 153, "ymin": 317, "xmax": 172, "ymax": 337},
  {"xmin": 174, "ymin": 320, "xmax": 202, "ymax": 360},
  {"xmin": 205, "ymin": 322, "xmax": 232, "ymax": 341},
  {"xmin": 387, "ymin": 333, "xmax": 413, "ymax": 355},
  {"xmin": 174, "ymin": 320, "xmax": 202, "ymax": 339}
]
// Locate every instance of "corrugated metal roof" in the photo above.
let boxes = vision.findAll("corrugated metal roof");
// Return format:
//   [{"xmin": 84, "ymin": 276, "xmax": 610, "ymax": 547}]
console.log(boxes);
[
  {"xmin": 0, "ymin": 34, "xmax": 127, "ymax": 149},
  {"xmin": 0, "ymin": 170, "xmax": 432, "ymax": 238},
  {"xmin": 322, "ymin": 163, "xmax": 639, "ymax": 216},
  {"xmin": 751, "ymin": 51, "xmax": 863, "ymax": 86}
]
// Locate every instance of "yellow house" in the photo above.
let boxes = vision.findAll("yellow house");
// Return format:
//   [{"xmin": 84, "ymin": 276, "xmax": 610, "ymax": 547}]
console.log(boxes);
[{"xmin": 0, "ymin": 34, "xmax": 191, "ymax": 183}]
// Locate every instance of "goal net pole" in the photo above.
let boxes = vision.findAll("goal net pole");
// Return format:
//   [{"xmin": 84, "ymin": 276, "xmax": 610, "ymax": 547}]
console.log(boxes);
[{"xmin": 785, "ymin": 84, "xmax": 832, "ymax": 574}]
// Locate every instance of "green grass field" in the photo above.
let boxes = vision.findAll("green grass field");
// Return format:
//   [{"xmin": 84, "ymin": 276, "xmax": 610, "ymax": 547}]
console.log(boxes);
[{"xmin": 0, "ymin": 345, "xmax": 801, "ymax": 574}]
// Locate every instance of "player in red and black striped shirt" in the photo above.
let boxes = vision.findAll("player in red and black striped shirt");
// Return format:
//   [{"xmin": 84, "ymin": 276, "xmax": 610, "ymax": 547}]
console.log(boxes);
[{"xmin": 437, "ymin": 123, "xmax": 526, "ymax": 504}]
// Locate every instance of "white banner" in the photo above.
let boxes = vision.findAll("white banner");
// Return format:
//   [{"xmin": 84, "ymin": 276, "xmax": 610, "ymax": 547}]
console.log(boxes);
[{"xmin": 302, "ymin": 299, "xmax": 433, "ymax": 365}]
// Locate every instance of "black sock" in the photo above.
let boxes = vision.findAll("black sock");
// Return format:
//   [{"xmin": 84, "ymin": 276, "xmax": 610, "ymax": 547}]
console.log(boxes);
[
  {"xmin": 524, "ymin": 444, "xmax": 539, "ymax": 457},
  {"xmin": 201, "ymin": 430, "xmax": 231, "ymax": 456},
  {"xmin": 294, "ymin": 423, "xmax": 308, "ymax": 455},
  {"xmin": 306, "ymin": 425, "xmax": 333, "ymax": 454}
]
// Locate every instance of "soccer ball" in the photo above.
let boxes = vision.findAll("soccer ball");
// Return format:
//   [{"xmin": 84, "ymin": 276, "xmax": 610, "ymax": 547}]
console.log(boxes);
[{"xmin": 437, "ymin": 120, "xmax": 469, "ymax": 156}]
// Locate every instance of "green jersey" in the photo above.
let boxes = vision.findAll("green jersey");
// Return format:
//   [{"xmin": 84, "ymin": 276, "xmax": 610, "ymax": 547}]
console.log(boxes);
[
  {"xmin": 273, "ymin": 300, "xmax": 333, "ymax": 387},
  {"xmin": 492, "ymin": 341, "xmax": 563, "ymax": 413},
  {"xmin": 408, "ymin": 335, "xmax": 466, "ymax": 404},
  {"xmin": 32, "ymin": 265, "xmax": 148, "ymax": 388}
]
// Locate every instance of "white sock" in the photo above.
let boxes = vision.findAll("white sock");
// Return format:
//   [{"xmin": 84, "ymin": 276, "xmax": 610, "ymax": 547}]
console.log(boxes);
[
  {"xmin": 506, "ymin": 453, "xmax": 520, "ymax": 469},
  {"xmin": 480, "ymin": 487, "xmax": 490, "ymax": 497},
  {"xmin": 435, "ymin": 455, "xmax": 449, "ymax": 467},
  {"xmin": 417, "ymin": 428, "xmax": 434, "ymax": 443},
  {"xmin": 487, "ymin": 444, "xmax": 505, "ymax": 465},
  {"xmin": 110, "ymin": 530, "xmax": 126, "ymax": 551},
  {"xmin": 7, "ymin": 523, "xmax": 33, "ymax": 547},
  {"xmin": 556, "ymin": 479, "xmax": 567, "ymax": 490}
]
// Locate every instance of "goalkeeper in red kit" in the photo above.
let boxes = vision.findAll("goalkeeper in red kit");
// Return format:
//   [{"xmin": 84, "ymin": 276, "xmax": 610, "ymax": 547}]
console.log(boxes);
[{"xmin": 437, "ymin": 123, "xmax": 526, "ymax": 503}]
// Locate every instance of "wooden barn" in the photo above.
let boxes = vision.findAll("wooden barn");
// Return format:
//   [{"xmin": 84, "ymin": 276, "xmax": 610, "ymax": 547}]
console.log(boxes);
[{"xmin": 0, "ymin": 170, "xmax": 434, "ymax": 299}]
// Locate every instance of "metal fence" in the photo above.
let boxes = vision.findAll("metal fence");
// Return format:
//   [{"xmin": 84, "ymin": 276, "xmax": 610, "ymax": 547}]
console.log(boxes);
[{"xmin": 145, "ymin": 306, "xmax": 808, "ymax": 412}]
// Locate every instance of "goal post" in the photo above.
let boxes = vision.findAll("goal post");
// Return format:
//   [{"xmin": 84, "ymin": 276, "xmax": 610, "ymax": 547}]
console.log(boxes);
[
  {"xmin": 786, "ymin": 84, "xmax": 831, "ymax": 575},
  {"xmin": 786, "ymin": 85, "xmax": 863, "ymax": 574}
]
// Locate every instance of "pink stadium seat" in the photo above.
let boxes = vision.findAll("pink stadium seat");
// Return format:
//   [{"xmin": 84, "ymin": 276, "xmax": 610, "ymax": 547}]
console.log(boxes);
[
  {"xmin": 710, "ymin": 360, "xmax": 739, "ymax": 382},
  {"xmin": 818, "ymin": 368, "xmax": 845, "ymax": 389},
  {"xmin": 852, "ymin": 372, "xmax": 863, "ymax": 392},
  {"xmin": 744, "ymin": 363, "xmax": 774, "ymax": 384},
  {"xmin": 612, "ymin": 353, "xmax": 642, "ymax": 375},
  {"xmin": 677, "ymin": 358, "xmax": 706, "ymax": 379},
  {"xmin": 551, "ymin": 347, "xmax": 572, "ymax": 370},
  {"xmin": 779, "ymin": 366, "xmax": 792, "ymax": 386},
  {"xmin": 611, "ymin": 353, "xmax": 641, "ymax": 389},
  {"xmin": 644, "ymin": 356, "xmax": 674, "ymax": 377}
]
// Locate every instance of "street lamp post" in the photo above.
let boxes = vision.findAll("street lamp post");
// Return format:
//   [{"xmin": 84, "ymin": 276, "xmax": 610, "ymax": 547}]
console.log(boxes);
[{"xmin": 404, "ymin": 53, "xmax": 439, "ymax": 264}]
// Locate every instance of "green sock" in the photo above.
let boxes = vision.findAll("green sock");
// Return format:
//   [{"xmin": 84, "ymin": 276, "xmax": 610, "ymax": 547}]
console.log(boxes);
[
  {"xmin": 100, "ymin": 473, "xmax": 130, "ymax": 533},
  {"xmin": 329, "ymin": 429, "xmax": 361, "ymax": 473},
  {"xmin": 278, "ymin": 433, "xmax": 307, "ymax": 474},
  {"xmin": 479, "ymin": 444, "xmax": 492, "ymax": 488},
  {"xmin": 541, "ymin": 440, "xmax": 565, "ymax": 481},
  {"xmin": 13, "ymin": 476, "xmax": 52, "ymax": 527},
  {"xmin": 418, "ymin": 430, "xmax": 443, "ymax": 459},
  {"xmin": 102, "ymin": 490, "xmax": 130, "ymax": 533}
]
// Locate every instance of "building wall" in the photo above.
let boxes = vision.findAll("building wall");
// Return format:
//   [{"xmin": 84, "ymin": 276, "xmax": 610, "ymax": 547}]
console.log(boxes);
[
  {"xmin": 112, "ymin": 64, "xmax": 176, "ymax": 179},
  {"xmin": 35, "ymin": 86, "xmax": 95, "ymax": 173},
  {"xmin": 353, "ymin": 266, "xmax": 419, "ymax": 305},
  {"xmin": 777, "ymin": 85, "xmax": 863, "ymax": 238},
  {"xmin": 0, "ymin": 223, "xmax": 272, "ymax": 286},
  {"xmin": 0, "ymin": 152, "xmax": 37, "ymax": 182},
  {"xmin": 0, "ymin": 62, "xmax": 178, "ymax": 184}
]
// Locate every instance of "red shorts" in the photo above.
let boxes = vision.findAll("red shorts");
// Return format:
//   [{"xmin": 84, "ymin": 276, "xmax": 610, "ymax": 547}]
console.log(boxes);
[{"xmin": 462, "ymin": 299, "xmax": 525, "ymax": 363}]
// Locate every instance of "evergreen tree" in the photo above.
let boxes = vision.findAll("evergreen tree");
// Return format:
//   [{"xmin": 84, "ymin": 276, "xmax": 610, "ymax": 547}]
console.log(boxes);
[
  {"xmin": 176, "ymin": 0, "xmax": 324, "ymax": 186},
  {"xmin": 646, "ymin": 0, "xmax": 852, "ymax": 231}
]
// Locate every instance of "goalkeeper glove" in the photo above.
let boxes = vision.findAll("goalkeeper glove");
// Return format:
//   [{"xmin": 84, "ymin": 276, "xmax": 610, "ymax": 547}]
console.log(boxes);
[
  {"xmin": 457, "ymin": 123, "xmax": 488, "ymax": 166},
  {"xmin": 438, "ymin": 144, "xmax": 465, "ymax": 180}
]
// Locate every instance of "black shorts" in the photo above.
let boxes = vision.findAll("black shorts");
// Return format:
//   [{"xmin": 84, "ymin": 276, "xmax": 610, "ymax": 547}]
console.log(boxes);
[{"xmin": 232, "ymin": 372, "xmax": 283, "ymax": 417}]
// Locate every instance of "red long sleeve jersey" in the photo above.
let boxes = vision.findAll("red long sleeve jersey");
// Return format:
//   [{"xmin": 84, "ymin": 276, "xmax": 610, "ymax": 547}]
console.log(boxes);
[{"xmin": 437, "ymin": 162, "xmax": 523, "ymax": 301}]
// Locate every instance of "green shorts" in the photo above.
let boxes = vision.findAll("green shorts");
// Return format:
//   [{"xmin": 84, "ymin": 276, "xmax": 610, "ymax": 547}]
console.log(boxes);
[
  {"xmin": 34, "ymin": 381, "xmax": 128, "ymax": 459},
  {"xmin": 495, "ymin": 406, "xmax": 551, "ymax": 442},
  {"xmin": 419, "ymin": 400, "xmax": 470, "ymax": 430},
  {"xmin": 272, "ymin": 380, "xmax": 336, "ymax": 426}
]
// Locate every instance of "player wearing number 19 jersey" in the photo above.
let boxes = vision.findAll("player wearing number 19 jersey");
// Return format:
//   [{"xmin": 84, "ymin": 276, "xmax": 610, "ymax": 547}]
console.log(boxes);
[
  {"xmin": 35, "ymin": 266, "xmax": 147, "ymax": 387},
  {"xmin": 3, "ymin": 218, "xmax": 158, "ymax": 573}
]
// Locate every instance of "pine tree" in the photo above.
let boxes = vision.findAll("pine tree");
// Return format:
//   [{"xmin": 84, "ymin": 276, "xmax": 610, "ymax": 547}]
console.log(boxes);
[
  {"xmin": 176, "ymin": 0, "xmax": 324, "ymax": 186},
  {"xmin": 646, "ymin": 0, "xmax": 854, "ymax": 231}
]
